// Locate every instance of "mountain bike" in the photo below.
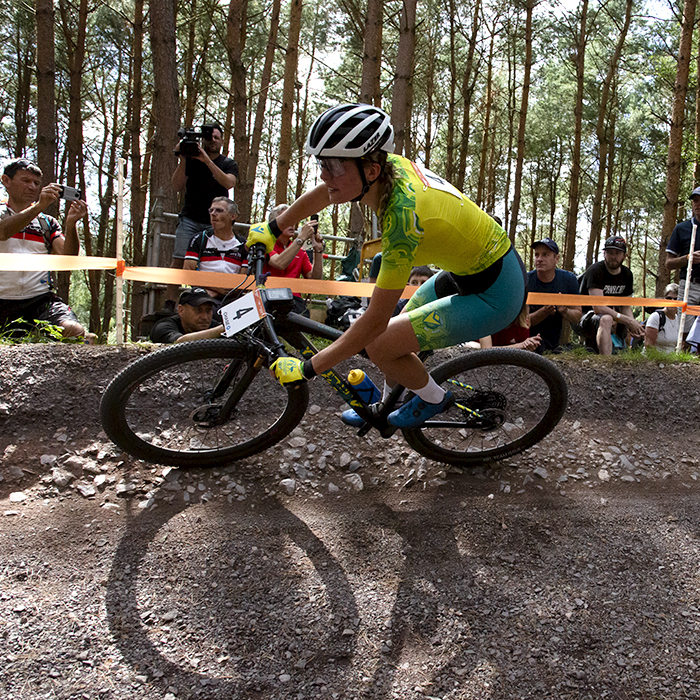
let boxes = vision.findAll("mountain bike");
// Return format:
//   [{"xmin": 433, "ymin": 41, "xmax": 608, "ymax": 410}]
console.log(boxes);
[{"xmin": 100, "ymin": 244, "xmax": 568, "ymax": 469}]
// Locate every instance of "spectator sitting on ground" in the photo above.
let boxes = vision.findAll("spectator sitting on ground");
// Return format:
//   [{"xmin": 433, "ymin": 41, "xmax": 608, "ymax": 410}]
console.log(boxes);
[
  {"xmin": 393, "ymin": 266, "xmax": 434, "ymax": 316},
  {"xmin": 183, "ymin": 196, "xmax": 246, "ymax": 304},
  {"xmin": 644, "ymin": 283, "xmax": 682, "ymax": 353},
  {"xmin": 526, "ymin": 237, "xmax": 582, "ymax": 353},
  {"xmin": 577, "ymin": 235, "xmax": 644, "ymax": 354},
  {"xmin": 479, "ymin": 305, "xmax": 541, "ymax": 351},
  {"xmin": 265, "ymin": 203, "xmax": 324, "ymax": 316},
  {"xmin": 150, "ymin": 287, "xmax": 223, "ymax": 343},
  {"xmin": 165, "ymin": 122, "xmax": 238, "ymax": 310},
  {"xmin": 0, "ymin": 158, "xmax": 95, "ymax": 343}
]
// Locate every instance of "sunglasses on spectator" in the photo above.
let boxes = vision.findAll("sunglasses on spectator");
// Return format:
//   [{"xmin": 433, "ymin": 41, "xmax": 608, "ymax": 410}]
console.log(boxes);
[
  {"xmin": 315, "ymin": 157, "xmax": 349, "ymax": 178},
  {"xmin": 208, "ymin": 206, "xmax": 229, "ymax": 214}
]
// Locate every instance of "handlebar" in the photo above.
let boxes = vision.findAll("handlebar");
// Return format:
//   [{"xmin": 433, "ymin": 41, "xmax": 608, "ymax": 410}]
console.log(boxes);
[{"xmin": 248, "ymin": 242, "xmax": 269, "ymax": 286}]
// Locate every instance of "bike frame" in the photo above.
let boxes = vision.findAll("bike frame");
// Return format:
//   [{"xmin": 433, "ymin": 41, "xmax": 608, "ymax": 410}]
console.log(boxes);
[{"xmin": 232, "ymin": 244, "xmax": 424, "ymax": 438}]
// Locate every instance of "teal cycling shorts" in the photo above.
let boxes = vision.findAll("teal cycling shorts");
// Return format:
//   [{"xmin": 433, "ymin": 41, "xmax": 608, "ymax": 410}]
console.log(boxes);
[{"xmin": 404, "ymin": 247, "xmax": 526, "ymax": 350}]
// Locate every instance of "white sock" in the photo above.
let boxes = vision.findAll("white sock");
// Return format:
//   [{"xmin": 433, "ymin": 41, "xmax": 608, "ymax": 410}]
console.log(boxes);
[{"xmin": 413, "ymin": 375, "xmax": 446, "ymax": 404}]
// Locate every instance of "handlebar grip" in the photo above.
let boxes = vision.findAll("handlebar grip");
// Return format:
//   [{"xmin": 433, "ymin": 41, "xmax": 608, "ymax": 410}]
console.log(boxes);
[{"xmin": 249, "ymin": 242, "xmax": 268, "ymax": 284}]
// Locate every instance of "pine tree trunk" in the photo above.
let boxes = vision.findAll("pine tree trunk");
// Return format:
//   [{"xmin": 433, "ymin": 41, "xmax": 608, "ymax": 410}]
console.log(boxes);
[
  {"xmin": 276, "ymin": 0, "xmax": 302, "ymax": 204},
  {"xmin": 242, "ymin": 0, "xmax": 280, "ymax": 222},
  {"xmin": 55, "ymin": 0, "xmax": 89, "ymax": 305},
  {"xmin": 360, "ymin": 0, "xmax": 383, "ymax": 104},
  {"xmin": 226, "ymin": 0, "xmax": 250, "ymax": 220},
  {"xmin": 586, "ymin": 0, "xmax": 633, "ymax": 268},
  {"xmin": 658, "ymin": 0, "xmax": 697, "ymax": 295},
  {"xmin": 35, "ymin": 0, "xmax": 56, "ymax": 190},
  {"xmin": 457, "ymin": 0, "xmax": 481, "ymax": 192},
  {"xmin": 390, "ymin": 0, "xmax": 417, "ymax": 155},
  {"xmin": 13, "ymin": 9, "xmax": 34, "ymax": 156},
  {"xmin": 476, "ymin": 32, "xmax": 495, "ymax": 208},
  {"xmin": 148, "ymin": 0, "xmax": 182, "ymax": 260},
  {"xmin": 508, "ymin": 0, "xmax": 534, "ymax": 245},
  {"xmin": 563, "ymin": 0, "xmax": 588, "ymax": 272}
]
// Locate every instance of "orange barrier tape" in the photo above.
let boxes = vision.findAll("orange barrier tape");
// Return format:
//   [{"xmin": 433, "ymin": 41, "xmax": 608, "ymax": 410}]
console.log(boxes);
[
  {"xmin": 2, "ymin": 253, "xmax": 700, "ymax": 314},
  {"xmin": 526, "ymin": 292, "xmax": 700, "ymax": 315},
  {"xmin": 119, "ymin": 265, "xmax": 399, "ymax": 297},
  {"xmin": 0, "ymin": 253, "xmax": 117, "ymax": 271}
]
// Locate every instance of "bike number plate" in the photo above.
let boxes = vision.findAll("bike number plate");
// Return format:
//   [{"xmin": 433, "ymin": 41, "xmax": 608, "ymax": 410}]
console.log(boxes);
[{"xmin": 220, "ymin": 290, "xmax": 266, "ymax": 337}]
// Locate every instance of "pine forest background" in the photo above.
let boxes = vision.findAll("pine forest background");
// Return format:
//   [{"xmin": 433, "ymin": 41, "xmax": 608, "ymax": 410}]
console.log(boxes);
[{"xmin": 2, "ymin": 0, "xmax": 700, "ymax": 340}]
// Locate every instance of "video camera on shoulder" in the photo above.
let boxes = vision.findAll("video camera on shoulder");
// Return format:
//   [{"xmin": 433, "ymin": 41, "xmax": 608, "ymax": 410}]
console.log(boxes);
[{"xmin": 175, "ymin": 123, "xmax": 217, "ymax": 157}]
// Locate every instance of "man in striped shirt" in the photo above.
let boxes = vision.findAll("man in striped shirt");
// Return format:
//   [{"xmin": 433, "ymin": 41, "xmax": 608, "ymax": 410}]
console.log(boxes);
[
  {"xmin": 183, "ymin": 196, "xmax": 247, "ymax": 305},
  {"xmin": 0, "ymin": 158, "xmax": 93, "ymax": 342}
]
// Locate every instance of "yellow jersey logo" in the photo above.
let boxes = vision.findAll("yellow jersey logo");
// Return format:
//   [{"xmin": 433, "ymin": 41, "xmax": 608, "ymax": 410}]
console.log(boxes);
[{"xmin": 423, "ymin": 310, "xmax": 442, "ymax": 329}]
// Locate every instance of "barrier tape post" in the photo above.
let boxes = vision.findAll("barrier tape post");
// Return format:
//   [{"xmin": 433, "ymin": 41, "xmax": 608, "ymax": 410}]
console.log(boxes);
[
  {"xmin": 677, "ymin": 221, "xmax": 697, "ymax": 352},
  {"xmin": 115, "ymin": 158, "xmax": 125, "ymax": 346}
]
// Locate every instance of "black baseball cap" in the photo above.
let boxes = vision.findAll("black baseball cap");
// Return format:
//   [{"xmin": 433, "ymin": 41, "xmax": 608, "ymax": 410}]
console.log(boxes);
[
  {"xmin": 178, "ymin": 288, "xmax": 214, "ymax": 307},
  {"xmin": 603, "ymin": 235, "xmax": 627, "ymax": 253},
  {"xmin": 689, "ymin": 186, "xmax": 700, "ymax": 200},
  {"xmin": 531, "ymin": 238, "xmax": 559, "ymax": 254}
]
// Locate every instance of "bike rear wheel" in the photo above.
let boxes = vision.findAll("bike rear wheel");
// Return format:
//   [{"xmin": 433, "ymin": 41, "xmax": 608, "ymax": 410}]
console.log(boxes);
[
  {"xmin": 100, "ymin": 339, "xmax": 309, "ymax": 467},
  {"xmin": 402, "ymin": 348, "xmax": 567, "ymax": 467}
]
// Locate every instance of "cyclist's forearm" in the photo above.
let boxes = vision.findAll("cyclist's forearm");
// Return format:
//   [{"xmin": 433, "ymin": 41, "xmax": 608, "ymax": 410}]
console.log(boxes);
[{"xmin": 174, "ymin": 325, "xmax": 224, "ymax": 343}]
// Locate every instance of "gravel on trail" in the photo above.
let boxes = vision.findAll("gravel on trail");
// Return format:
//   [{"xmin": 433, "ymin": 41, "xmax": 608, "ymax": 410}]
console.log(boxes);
[{"xmin": 1, "ymin": 344, "xmax": 700, "ymax": 700}]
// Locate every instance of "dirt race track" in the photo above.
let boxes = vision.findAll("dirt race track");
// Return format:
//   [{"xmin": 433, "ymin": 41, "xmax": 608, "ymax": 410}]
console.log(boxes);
[{"xmin": 2, "ymin": 344, "xmax": 700, "ymax": 700}]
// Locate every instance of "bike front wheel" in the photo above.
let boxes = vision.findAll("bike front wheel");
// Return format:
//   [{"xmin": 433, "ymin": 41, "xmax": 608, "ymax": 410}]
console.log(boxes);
[
  {"xmin": 100, "ymin": 339, "xmax": 309, "ymax": 468},
  {"xmin": 402, "ymin": 348, "xmax": 567, "ymax": 467}
]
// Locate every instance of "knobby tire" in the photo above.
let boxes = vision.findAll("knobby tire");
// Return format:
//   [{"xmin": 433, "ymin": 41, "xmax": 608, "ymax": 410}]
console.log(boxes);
[
  {"xmin": 402, "ymin": 348, "xmax": 567, "ymax": 467},
  {"xmin": 100, "ymin": 338, "xmax": 309, "ymax": 468}
]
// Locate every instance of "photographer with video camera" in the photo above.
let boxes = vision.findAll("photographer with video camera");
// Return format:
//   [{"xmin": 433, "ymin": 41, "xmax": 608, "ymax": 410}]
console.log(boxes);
[
  {"xmin": 166, "ymin": 121, "xmax": 238, "ymax": 310},
  {"xmin": 0, "ymin": 158, "xmax": 94, "ymax": 343}
]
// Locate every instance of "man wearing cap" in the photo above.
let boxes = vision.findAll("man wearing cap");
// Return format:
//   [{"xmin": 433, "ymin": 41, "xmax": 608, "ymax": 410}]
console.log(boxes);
[
  {"xmin": 150, "ymin": 288, "xmax": 223, "ymax": 343},
  {"xmin": 665, "ymin": 186, "xmax": 700, "ymax": 336},
  {"xmin": 577, "ymin": 236, "xmax": 644, "ymax": 354},
  {"xmin": 0, "ymin": 158, "xmax": 94, "ymax": 342},
  {"xmin": 526, "ymin": 238, "xmax": 582, "ymax": 353}
]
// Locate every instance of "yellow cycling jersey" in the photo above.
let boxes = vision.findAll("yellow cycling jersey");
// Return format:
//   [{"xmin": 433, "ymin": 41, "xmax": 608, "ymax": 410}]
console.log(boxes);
[{"xmin": 376, "ymin": 154, "xmax": 511, "ymax": 291}]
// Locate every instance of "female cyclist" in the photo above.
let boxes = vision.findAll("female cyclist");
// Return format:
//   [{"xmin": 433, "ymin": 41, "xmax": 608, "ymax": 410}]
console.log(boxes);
[{"xmin": 247, "ymin": 103, "xmax": 526, "ymax": 429}]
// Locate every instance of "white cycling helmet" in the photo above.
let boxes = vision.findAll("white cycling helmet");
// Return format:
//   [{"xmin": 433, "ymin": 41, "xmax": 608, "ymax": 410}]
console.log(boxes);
[{"xmin": 306, "ymin": 104, "xmax": 395, "ymax": 158}]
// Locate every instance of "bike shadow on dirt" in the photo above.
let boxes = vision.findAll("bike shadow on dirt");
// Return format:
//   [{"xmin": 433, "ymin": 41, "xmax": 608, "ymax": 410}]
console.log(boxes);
[
  {"xmin": 105, "ymin": 487, "xmax": 359, "ymax": 699},
  {"xmin": 105, "ymin": 477, "xmax": 700, "ymax": 700},
  {"xmin": 348, "ymin": 484, "xmax": 700, "ymax": 699}
]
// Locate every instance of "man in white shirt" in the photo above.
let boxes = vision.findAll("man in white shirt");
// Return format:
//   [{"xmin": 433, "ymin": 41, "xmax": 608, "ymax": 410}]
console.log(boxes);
[{"xmin": 0, "ymin": 158, "xmax": 93, "ymax": 342}]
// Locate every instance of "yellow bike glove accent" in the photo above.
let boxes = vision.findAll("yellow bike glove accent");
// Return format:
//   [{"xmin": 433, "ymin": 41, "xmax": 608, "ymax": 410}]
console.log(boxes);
[
  {"xmin": 270, "ymin": 357, "xmax": 306, "ymax": 386},
  {"xmin": 247, "ymin": 221, "xmax": 277, "ymax": 253}
]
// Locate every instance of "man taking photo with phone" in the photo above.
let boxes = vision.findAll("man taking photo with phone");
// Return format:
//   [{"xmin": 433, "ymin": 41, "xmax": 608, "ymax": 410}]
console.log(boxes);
[{"xmin": 0, "ymin": 158, "xmax": 94, "ymax": 343}]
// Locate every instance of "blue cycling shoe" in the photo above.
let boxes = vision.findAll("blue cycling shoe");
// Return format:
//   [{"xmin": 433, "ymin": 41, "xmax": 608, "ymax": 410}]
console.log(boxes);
[
  {"xmin": 341, "ymin": 409, "xmax": 366, "ymax": 427},
  {"xmin": 387, "ymin": 391, "xmax": 453, "ymax": 428}
]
